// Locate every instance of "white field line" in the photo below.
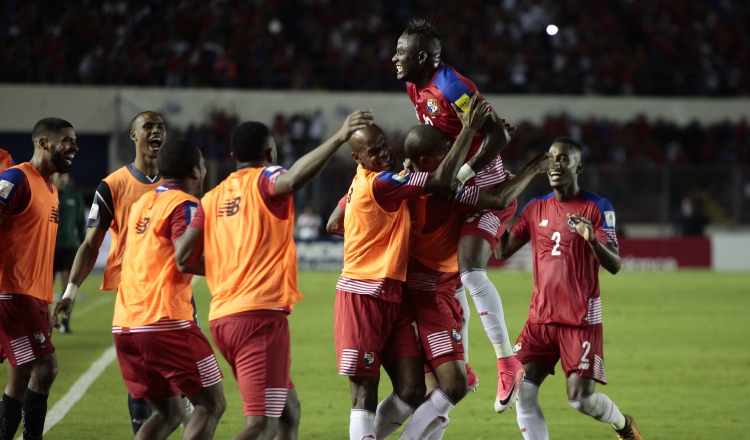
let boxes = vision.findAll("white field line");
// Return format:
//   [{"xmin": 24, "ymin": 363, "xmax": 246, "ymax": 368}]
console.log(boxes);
[{"xmin": 16, "ymin": 345, "xmax": 118, "ymax": 439}]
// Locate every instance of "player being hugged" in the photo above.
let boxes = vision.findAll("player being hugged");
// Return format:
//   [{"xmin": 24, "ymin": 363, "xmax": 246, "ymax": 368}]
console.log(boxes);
[
  {"xmin": 393, "ymin": 19, "xmax": 523, "ymax": 412},
  {"xmin": 495, "ymin": 137, "xmax": 642, "ymax": 440}
]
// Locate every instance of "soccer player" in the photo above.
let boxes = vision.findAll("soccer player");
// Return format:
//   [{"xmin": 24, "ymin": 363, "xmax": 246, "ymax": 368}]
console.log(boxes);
[
  {"xmin": 114, "ymin": 138, "xmax": 225, "ymax": 440},
  {"xmin": 175, "ymin": 110, "xmax": 374, "ymax": 440},
  {"xmin": 50, "ymin": 172, "xmax": 86, "ymax": 334},
  {"xmin": 52, "ymin": 111, "xmax": 167, "ymax": 434},
  {"xmin": 0, "ymin": 149, "xmax": 13, "ymax": 172},
  {"xmin": 495, "ymin": 138, "xmax": 642, "ymax": 440},
  {"xmin": 393, "ymin": 19, "xmax": 524, "ymax": 412},
  {"xmin": 334, "ymin": 94, "xmax": 492, "ymax": 440},
  {"xmin": 0, "ymin": 118, "xmax": 78, "ymax": 440}
]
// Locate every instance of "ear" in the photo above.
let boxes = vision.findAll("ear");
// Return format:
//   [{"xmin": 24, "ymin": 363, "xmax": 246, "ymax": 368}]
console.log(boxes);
[
  {"xmin": 418, "ymin": 50, "xmax": 428, "ymax": 64},
  {"xmin": 351, "ymin": 151, "xmax": 362, "ymax": 164},
  {"xmin": 189, "ymin": 165, "xmax": 199, "ymax": 180},
  {"xmin": 576, "ymin": 162, "xmax": 584, "ymax": 174},
  {"xmin": 230, "ymin": 151, "xmax": 236, "ymax": 162},
  {"xmin": 38, "ymin": 137, "xmax": 48, "ymax": 151},
  {"xmin": 130, "ymin": 131, "xmax": 137, "ymax": 142},
  {"xmin": 265, "ymin": 147, "xmax": 275, "ymax": 164}
]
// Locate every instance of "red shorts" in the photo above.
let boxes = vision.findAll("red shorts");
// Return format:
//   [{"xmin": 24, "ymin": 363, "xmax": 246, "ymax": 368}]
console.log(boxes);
[
  {"xmin": 114, "ymin": 322, "xmax": 223, "ymax": 400},
  {"xmin": 334, "ymin": 290, "xmax": 421, "ymax": 377},
  {"xmin": 460, "ymin": 199, "xmax": 518, "ymax": 248},
  {"xmin": 405, "ymin": 262, "xmax": 464, "ymax": 371},
  {"xmin": 514, "ymin": 321, "xmax": 607, "ymax": 384},
  {"xmin": 0, "ymin": 294, "xmax": 55, "ymax": 367},
  {"xmin": 210, "ymin": 310, "xmax": 293, "ymax": 417}
]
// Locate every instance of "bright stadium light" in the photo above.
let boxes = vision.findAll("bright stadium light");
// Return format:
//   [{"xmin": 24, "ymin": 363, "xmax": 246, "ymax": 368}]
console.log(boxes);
[{"xmin": 546, "ymin": 24, "xmax": 559, "ymax": 36}]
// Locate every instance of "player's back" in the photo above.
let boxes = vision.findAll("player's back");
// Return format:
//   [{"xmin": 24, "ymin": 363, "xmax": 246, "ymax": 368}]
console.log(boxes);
[
  {"xmin": 513, "ymin": 190, "xmax": 617, "ymax": 326},
  {"xmin": 114, "ymin": 186, "xmax": 197, "ymax": 327},
  {"xmin": 201, "ymin": 166, "xmax": 303, "ymax": 321},
  {"xmin": 98, "ymin": 165, "xmax": 162, "ymax": 290}
]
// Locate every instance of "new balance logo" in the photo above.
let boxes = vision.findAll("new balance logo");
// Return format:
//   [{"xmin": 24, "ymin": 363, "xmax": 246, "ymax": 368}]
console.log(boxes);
[
  {"xmin": 218, "ymin": 197, "xmax": 241, "ymax": 217},
  {"xmin": 539, "ymin": 219, "xmax": 548, "ymax": 226},
  {"xmin": 50, "ymin": 206, "xmax": 59, "ymax": 223},
  {"xmin": 136, "ymin": 217, "xmax": 150, "ymax": 234}
]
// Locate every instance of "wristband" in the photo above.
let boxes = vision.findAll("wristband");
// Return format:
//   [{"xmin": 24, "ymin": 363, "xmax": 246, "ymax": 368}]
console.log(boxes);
[
  {"xmin": 456, "ymin": 163, "xmax": 476, "ymax": 185},
  {"xmin": 62, "ymin": 283, "xmax": 78, "ymax": 301}
]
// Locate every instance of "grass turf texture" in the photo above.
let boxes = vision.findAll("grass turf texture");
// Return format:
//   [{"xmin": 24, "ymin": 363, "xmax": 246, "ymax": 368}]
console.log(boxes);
[{"xmin": 2, "ymin": 270, "xmax": 748, "ymax": 439}]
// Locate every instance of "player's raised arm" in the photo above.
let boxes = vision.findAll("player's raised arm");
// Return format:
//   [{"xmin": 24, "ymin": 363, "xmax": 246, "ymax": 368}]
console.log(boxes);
[
  {"xmin": 475, "ymin": 152, "xmax": 550, "ymax": 211},
  {"xmin": 274, "ymin": 110, "xmax": 374, "ymax": 196},
  {"xmin": 424, "ymin": 93, "xmax": 491, "ymax": 194},
  {"xmin": 457, "ymin": 107, "xmax": 512, "ymax": 186},
  {"xmin": 567, "ymin": 213, "xmax": 621, "ymax": 274}
]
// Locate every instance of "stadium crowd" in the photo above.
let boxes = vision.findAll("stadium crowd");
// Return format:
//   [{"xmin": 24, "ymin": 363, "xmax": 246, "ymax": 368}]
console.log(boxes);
[{"xmin": 2, "ymin": 0, "xmax": 749, "ymax": 95}]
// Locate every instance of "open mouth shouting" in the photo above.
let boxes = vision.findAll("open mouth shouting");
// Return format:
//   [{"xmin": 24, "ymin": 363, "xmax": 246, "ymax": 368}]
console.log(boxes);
[{"xmin": 149, "ymin": 137, "xmax": 163, "ymax": 152}]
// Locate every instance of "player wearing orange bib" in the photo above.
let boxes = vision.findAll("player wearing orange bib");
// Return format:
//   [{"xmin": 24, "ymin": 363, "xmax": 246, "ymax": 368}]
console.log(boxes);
[
  {"xmin": 0, "ymin": 118, "xmax": 78, "ymax": 440},
  {"xmin": 176, "ymin": 110, "xmax": 373, "ymax": 440},
  {"xmin": 113, "ymin": 138, "xmax": 225, "ymax": 440},
  {"xmin": 52, "ymin": 111, "xmax": 167, "ymax": 434}
]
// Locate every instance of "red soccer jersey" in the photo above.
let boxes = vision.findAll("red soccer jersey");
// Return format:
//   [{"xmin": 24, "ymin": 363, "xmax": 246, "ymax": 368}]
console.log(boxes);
[
  {"xmin": 511, "ymin": 190, "xmax": 618, "ymax": 327},
  {"xmin": 406, "ymin": 62, "xmax": 506, "ymax": 188}
]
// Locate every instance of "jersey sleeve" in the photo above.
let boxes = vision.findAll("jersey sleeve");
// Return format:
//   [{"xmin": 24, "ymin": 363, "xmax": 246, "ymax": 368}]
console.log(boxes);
[
  {"xmin": 593, "ymin": 198, "xmax": 618, "ymax": 247},
  {"xmin": 453, "ymin": 186, "xmax": 480, "ymax": 212},
  {"xmin": 159, "ymin": 200, "xmax": 200, "ymax": 243},
  {"xmin": 511, "ymin": 201, "xmax": 533, "ymax": 241},
  {"xmin": 259, "ymin": 166, "xmax": 293, "ymax": 220},
  {"xmin": 0, "ymin": 168, "xmax": 31, "ymax": 222},
  {"xmin": 87, "ymin": 180, "xmax": 115, "ymax": 230},
  {"xmin": 372, "ymin": 171, "xmax": 428, "ymax": 212},
  {"xmin": 338, "ymin": 195, "xmax": 347, "ymax": 211},
  {"xmin": 189, "ymin": 203, "xmax": 206, "ymax": 231}
]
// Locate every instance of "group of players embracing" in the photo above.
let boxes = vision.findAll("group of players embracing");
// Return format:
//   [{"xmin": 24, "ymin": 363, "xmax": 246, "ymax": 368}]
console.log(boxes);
[{"xmin": 0, "ymin": 20, "xmax": 641, "ymax": 440}]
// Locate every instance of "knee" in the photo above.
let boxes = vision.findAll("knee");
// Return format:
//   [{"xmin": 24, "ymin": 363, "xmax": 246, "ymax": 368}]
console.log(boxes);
[
  {"xmin": 211, "ymin": 394, "xmax": 227, "ymax": 417},
  {"xmin": 439, "ymin": 371, "xmax": 468, "ymax": 404},
  {"xmin": 32, "ymin": 357, "xmax": 58, "ymax": 389},
  {"xmin": 395, "ymin": 382, "xmax": 426, "ymax": 409},
  {"xmin": 284, "ymin": 394, "xmax": 301, "ymax": 424},
  {"xmin": 568, "ymin": 394, "xmax": 597, "ymax": 415}
]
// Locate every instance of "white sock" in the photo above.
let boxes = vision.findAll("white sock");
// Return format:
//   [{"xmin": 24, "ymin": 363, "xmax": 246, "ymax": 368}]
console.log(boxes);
[
  {"xmin": 454, "ymin": 286, "xmax": 471, "ymax": 363},
  {"xmin": 374, "ymin": 393, "xmax": 414, "ymax": 439},
  {"xmin": 350, "ymin": 409, "xmax": 375, "ymax": 440},
  {"xmin": 400, "ymin": 389, "xmax": 454, "ymax": 440},
  {"xmin": 569, "ymin": 393, "xmax": 625, "ymax": 426},
  {"xmin": 461, "ymin": 270, "xmax": 512, "ymax": 357},
  {"xmin": 424, "ymin": 415, "xmax": 450, "ymax": 440},
  {"xmin": 516, "ymin": 380, "xmax": 548, "ymax": 440}
]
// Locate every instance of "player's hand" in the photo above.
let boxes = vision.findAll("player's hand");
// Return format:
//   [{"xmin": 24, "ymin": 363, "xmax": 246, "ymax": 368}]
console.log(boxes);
[
  {"xmin": 567, "ymin": 213, "xmax": 596, "ymax": 242},
  {"xmin": 403, "ymin": 158, "xmax": 414, "ymax": 174},
  {"xmin": 52, "ymin": 298, "xmax": 73, "ymax": 329},
  {"xmin": 529, "ymin": 152, "xmax": 551, "ymax": 174},
  {"xmin": 500, "ymin": 118, "xmax": 516, "ymax": 133},
  {"xmin": 336, "ymin": 110, "xmax": 374, "ymax": 143},
  {"xmin": 452, "ymin": 92, "xmax": 491, "ymax": 131},
  {"xmin": 505, "ymin": 170, "xmax": 516, "ymax": 180}
]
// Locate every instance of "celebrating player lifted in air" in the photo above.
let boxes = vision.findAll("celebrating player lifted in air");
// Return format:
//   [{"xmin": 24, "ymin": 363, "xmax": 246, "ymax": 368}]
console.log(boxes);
[
  {"xmin": 393, "ymin": 19, "xmax": 524, "ymax": 412},
  {"xmin": 495, "ymin": 138, "xmax": 643, "ymax": 440},
  {"xmin": 0, "ymin": 118, "xmax": 78, "ymax": 440},
  {"xmin": 175, "ymin": 110, "xmax": 374, "ymax": 440}
]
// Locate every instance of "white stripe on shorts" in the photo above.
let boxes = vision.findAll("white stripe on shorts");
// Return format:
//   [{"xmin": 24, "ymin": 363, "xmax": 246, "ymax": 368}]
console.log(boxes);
[
  {"xmin": 265, "ymin": 388, "xmax": 288, "ymax": 417},
  {"xmin": 197, "ymin": 355, "xmax": 222, "ymax": 387},
  {"xmin": 593, "ymin": 354, "xmax": 606, "ymax": 383},
  {"xmin": 339, "ymin": 348, "xmax": 358, "ymax": 376},
  {"xmin": 426, "ymin": 330, "xmax": 453, "ymax": 359},
  {"xmin": 10, "ymin": 336, "xmax": 35, "ymax": 365}
]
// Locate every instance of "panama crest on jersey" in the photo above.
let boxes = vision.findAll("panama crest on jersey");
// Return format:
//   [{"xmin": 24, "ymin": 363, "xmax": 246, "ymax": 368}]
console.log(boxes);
[
  {"xmin": 34, "ymin": 331, "xmax": 46, "ymax": 344},
  {"xmin": 426, "ymin": 98, "xmax": 440, "ymax": 116},
  {"xmin": 452, "ymin": 329, "xmax": 462, "ymax": 341},
  {"xmin": 363, "ymin": 352, "xmax": 375, "ymax": 365}
]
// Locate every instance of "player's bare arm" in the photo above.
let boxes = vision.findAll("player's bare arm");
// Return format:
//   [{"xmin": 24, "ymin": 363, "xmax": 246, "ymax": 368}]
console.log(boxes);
[
  {"xmin": 567, "ymin": 214, "xmax": 622, "ymax": 274},
  {"xmin": 52, "ymin": 226, "xmax": 107, "ymax": 328},
  {"xmin": 174, "ymin": 226, "xmax": 204, "ymax": 269},
  {"xmin": 494, "ymin": 230, "xmax": 529, "ymax": 261},
  {"xmin": 424, "ymin": 93, "xmax": 491, "ymax": 194},
  {"xmin": 475, "ymin": 152, "xmax": 550, "ymax": 210},
  {"xmin": 326, "ymin": 205, "xmax": 345, "ymax": 237},
  {"xmin": 274, "ymin": 110, "xmax": 374, "ymax": 195},
  {"xmin": 462, "ymin": 109, "xmax": 511, "ymax": 175}
]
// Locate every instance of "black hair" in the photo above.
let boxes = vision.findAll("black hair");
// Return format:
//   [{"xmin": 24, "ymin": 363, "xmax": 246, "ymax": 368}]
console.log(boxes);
[
  {"xmin": 130, "ymin": 111, "xmax": 161, "ymax": 131},
  {"xmin": 31, "ymin": 118, "xmax": 73, "ymax": 143},
  {"xmin": 552, "ymin": 136, "xmax": 583, "ymax": 156},
  {"xmin": 404, "ymin": 19, "xmax": 441, "ymax": 41},
  {"xmin": 231, "ymin": 121, "xmax": 271, "ymax": 162},
  {"xmin": 404, "ymin": 125, "xmax": 450, "ymax": 159},
  {"xmin": 157, "ymin": 138, "xmax": 201, "ymax": 179}
]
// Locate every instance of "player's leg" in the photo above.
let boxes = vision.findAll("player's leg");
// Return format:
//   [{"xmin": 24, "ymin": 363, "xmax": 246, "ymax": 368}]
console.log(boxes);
[
  {"xmin": 458, "ymin": 206, "xmax": 523, "ymax": 412},
  {"xmin": 516, "ymin": 362, "xmax": 550, "ymax": 440},
  {"xmin": 453, "ymin": 285, "xmax": 478, "ymax": 391},
  {"xmin": 274, "ymin": 386, "xmax": 300, "ymax": 440},
  {"xmin": 349, "ymin": 376, "xmax": 380, "ymax": 440},
  {"xmin": 183, "ymin": 382, "xmax": 226, "ymax": 440},
  {"xmin": 128, "ymin": 394, "xmax": 152, "ymax": 434},
  {"xmin": 0, "ymin": 362, "xmax": 31, "ymax": 440},
  {"xmin": 135, "ymin": 395, "xmax": 184, "ymax": 440},
  {"xmin": 562, "ymin": 325, "xmax": 642, "ymax": 439}
]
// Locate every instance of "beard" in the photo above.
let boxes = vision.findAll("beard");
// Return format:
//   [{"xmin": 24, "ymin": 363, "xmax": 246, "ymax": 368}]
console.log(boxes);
[{"xmin": 51, "ymin": 148, "xmax": 73, "ymax": 173}]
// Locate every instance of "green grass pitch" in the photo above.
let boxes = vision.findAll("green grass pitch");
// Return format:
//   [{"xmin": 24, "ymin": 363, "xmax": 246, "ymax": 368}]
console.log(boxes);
[{"xmin": 2, "ymin": 270, "xmax": 749, "ymax": 439}]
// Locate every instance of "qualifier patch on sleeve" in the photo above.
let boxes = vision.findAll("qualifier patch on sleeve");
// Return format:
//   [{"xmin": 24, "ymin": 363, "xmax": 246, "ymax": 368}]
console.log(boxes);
[
  {"xmin": 88, "ymin": 204, "xmax": 99, "ymax": 220},
  {"xmin": 604, "ymin": 211, "xmax": 616, "ymax": 228},
  {"xmin": 0, "ymin": 180, "xmax": 14, "ymax": 199}
]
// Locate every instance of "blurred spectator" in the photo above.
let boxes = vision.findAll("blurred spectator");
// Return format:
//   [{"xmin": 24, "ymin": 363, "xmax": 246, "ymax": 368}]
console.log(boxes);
[
  {"xmin": 3, "ymin": 0, "xmax": 749, "ymax": 95},
  {"xmin": 296, "ymin": 206, "xmax": 323, "ymax": 241},
  {"xmin": 674, "ymin": 197, "xmax": 710, "ymax": 236}
]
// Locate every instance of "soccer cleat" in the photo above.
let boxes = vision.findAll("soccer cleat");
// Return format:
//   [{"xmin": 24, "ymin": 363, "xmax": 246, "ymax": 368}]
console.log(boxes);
[
  {"xmin": 494, "ymin": 356, "xmax": 524, "ymax": 413},
  {"xmin": 181, "ymin": 395, "xmax": 194, "ymax": 428},
  {"xmin": 615, "ymin": 414, "xmax": 643, "ymax": 440},
  {"xmin": 466, "ymin": 363, "xmax": 479, "ymax": 392}
]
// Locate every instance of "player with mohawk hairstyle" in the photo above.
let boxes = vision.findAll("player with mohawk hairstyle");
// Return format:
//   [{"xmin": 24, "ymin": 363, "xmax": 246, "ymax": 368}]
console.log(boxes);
[{"xmin": 393, "ymin": 19, "xmax": 524, "ymax": 413}]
